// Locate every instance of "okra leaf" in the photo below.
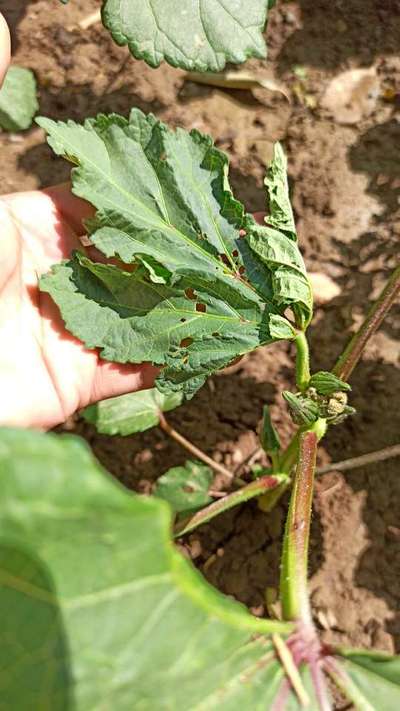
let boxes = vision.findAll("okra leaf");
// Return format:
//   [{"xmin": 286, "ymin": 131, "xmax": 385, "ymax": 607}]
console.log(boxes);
[
  {"xmin": 154, "ymin": 460, "xmax": 213, "ymax": 513},
  {"xmin": 0, "ymin": 427, "xmax": 291, "ymax": 709},
  {"xmin": 102, "ymin": 0, "xmax": 270, "ymax": 72},
  {"xmin": 334, "ymin": 649, "xmax": 400, "ymax": 710},
  {"xmin": 264, "ymin": 143, "xmax": 297, "ymax": 241},
  {"xmin": 82, "ymin": 388, "xmax": 182, "ymax": 436},
  {"xmin": 0, "ymin": 66, "xmax": 38, "ymax": 132},
  {"xmin": 38, "ymin": 110, "xmax": 308, "ymax": 397}
]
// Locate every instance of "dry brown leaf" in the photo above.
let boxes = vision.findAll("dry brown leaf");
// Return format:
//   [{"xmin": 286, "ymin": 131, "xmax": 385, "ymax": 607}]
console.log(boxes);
[
  {"xmin": 185, "ymin": 71, "xmax": 290, "ymax": 101},
  {"xmin": 321, "ymin": 67, "xmax": 380, "ymax": 125}
]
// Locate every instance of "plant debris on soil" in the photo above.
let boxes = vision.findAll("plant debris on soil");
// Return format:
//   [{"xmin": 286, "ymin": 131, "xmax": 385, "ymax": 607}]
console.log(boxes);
[{"xmin": 2, "ymin": 0, "xmax": 399, "ymax": 657}]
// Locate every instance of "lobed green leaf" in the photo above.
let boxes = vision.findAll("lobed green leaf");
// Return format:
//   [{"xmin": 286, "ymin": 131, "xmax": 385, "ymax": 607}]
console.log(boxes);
[
  {"xmin": 102, "ymin": 0, "xmax": 271, "ymax": 72},
  {"xmin": 38, "ymin": 109, "xmax": 309, "ymax": 397}
]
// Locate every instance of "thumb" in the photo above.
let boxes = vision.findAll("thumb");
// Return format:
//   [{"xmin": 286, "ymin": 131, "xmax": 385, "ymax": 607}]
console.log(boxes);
[{"xmin": 0, "ymin": 13, "xmax": 11, "ymax": 87}]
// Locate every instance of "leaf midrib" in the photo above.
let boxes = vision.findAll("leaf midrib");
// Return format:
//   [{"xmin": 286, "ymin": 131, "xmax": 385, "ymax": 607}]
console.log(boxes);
[{"xmin": 49, "ymin": 121, "xmax": 244, "ymax": 279}]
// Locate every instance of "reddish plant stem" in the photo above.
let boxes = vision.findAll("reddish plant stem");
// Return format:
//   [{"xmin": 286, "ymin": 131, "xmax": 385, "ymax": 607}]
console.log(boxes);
[
  {"xmin": 174, "ymin": 474, "xmax": 286, "ymax": 537},
  {"xmin": 333, "ymin": 265, "xmax": 400, "ymax": 381},
  {"xmin": 280, "ymin": 431, "xmax": 318, "ymax": 624}
]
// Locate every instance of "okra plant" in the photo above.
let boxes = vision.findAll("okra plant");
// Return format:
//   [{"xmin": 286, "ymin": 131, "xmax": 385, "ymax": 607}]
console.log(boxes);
[{"xmin": 1, "ymin": 108, "xmax": 399, "ymax": 709}]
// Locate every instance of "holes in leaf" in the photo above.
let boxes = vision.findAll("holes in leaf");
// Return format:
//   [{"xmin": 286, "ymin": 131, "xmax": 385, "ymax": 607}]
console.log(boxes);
[
  {"xmin": 180, "ymin": 317, "xmax": 186, "ymax": 322},
  {"xmin": 185, "ymin": 288, "xmax": 197, "ymax": 300},
  {"xmin": 196, "ymin": 302, "xmax": 206, "ymax": 313},
  {"xmin": 232, "ymin": 249, "xmax": 239, "ymax": 257},
  {"xmin": 212, "ymin": 332, "xmax": 220, "ymax": 337},
  {"xmin": 180, "ymin": 337, "xmax": 193, "ymax": 348}
]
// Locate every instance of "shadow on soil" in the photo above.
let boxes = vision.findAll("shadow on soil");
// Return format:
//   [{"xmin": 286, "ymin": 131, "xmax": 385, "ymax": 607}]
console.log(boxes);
[
  {"xmin": 349, "ymin": 118, "xmax": 400, "ymax": 220},
  {"xmin": 306, "ymin": 103, "xmax": 400, "ymax": 643},
  {"xmin": 309, "ymin": 286, "xmax": 400, "ymax": 650},
  {"xmin": 18, "ymin": 78, "xmax": 169, "ymax": 187},
  {"xmin": 1, "ymin": 0, "xmax": 30, "ymax": 50},
  {"xmin": 277, "ymin": 0, "xmax": 400, "ymax": 73}
]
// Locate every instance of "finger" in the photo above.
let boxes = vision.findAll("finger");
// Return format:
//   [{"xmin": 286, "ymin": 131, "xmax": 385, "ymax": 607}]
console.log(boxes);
[
  {"xmin": 89, "ymin": 361, "xmax": 160, "ymax": 406},
  {"xmin": 43, "ymin": 183, "xmax": 95, "ymax": 236},
  {"xmin": 253, "ymin": 211, "xmax": 266, "ymax": 225},
  {"xmin": 0, "ymin": 13, "xmax": 11, "ymax": 87}
]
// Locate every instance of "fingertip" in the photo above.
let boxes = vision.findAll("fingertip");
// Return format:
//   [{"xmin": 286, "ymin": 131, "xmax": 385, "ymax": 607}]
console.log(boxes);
[
  {"xmin": 0, "ymin": 13, "xmax": 11, "ymax": 87},
  {"xmin": 43, "ymin": 183, "xmax": 95, "ymax": 236}
]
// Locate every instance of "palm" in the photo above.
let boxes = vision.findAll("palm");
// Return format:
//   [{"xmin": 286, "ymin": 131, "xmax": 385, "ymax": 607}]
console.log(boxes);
[{"xmin": 0, "ymin": 186, "xmax": 156, "ymax": 428}]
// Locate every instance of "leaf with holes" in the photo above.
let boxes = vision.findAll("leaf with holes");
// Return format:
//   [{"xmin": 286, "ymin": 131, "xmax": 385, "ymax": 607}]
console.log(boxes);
[
  {"xmin": 82, "ymin": 388, "xmax": 182, "ymax": 436},
  {"xmin": 38, "ymin": 109, "xmax": 310, "ymax": 397},
  {"xmin": 101, "ymin": 0, "xmax": 271, "ymax": 72},
  {"xmin": 154, "ymin": 460, "xmax": 213, "ymax": 513},
  {"xmin": 0, "ymin": 427, "xmax": 293, "ymax": 709},
  {"xmin": 0, "ymin": 66, "xmax": 38, "ymax": 132}
]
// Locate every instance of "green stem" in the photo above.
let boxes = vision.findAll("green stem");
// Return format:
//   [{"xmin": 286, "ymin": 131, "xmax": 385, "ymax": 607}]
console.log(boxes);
[
  {"xmin": 270, "ymin": 451, "xmax": 280, "ymax": 473},
  {"xmin": 174, "ymin": 473, "xmax": 289, "ymax": 537},
  {"xmin": 295, "ymin": 331, "xmax": 311, "ymax": 391},
  {"xmin": 280, "ymin": 431, "xmax": 318, "ymax": 623},
  {"xmin": 333, "ymin": 264, "xmax": 400, "ymax": 381}
]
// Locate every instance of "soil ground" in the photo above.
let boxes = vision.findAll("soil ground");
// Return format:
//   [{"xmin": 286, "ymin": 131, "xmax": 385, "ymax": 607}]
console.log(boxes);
[{"xmin": 1, "ymin": 0, "xmax": 400, "ymax": 665}]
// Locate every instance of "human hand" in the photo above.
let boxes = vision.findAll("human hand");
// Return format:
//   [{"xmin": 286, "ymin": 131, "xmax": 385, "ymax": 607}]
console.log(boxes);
[
  {"xmin": 0, "ymin": 13, "xmax": 10, "ymax": 87},
  {"xmin": 0, "ymin": 186, "xmax": 158, "ymax": 428}
]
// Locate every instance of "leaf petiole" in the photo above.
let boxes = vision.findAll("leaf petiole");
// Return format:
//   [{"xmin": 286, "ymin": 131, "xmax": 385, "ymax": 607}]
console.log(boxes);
[
  {"xmin": 295, "ymin": 331, "xmax": 311, "ymax": 391},
  {"xmin": 272, "ymin": 634, "xmax": 310, "ymax": 707},
  {"xmin": 174, "ymin": 473, "xmax": 289, "ymax": 537}
]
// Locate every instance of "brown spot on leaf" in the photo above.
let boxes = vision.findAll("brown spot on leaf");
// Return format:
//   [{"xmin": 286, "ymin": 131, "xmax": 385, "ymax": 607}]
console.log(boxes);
[
  {"xmin": 185, "ymin": 287, "xmax": 197, "ymax": 300},
  {"xmin": 180, "ymin": 337, "xmax": 194, "ymax": 348},
  {"xmin": 196, "ymin": 302, "xmax": 207, "ymax": 313}
]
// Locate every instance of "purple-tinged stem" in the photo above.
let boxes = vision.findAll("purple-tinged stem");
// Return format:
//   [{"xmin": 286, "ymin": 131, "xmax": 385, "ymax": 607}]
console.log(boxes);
[
  {"xmin": 174, "ymin": 473, "xmax": 288, "ymax": 537},
  {"xmin": 280, "ymin": 431, "xmax": 318, "ymax": 624}
]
